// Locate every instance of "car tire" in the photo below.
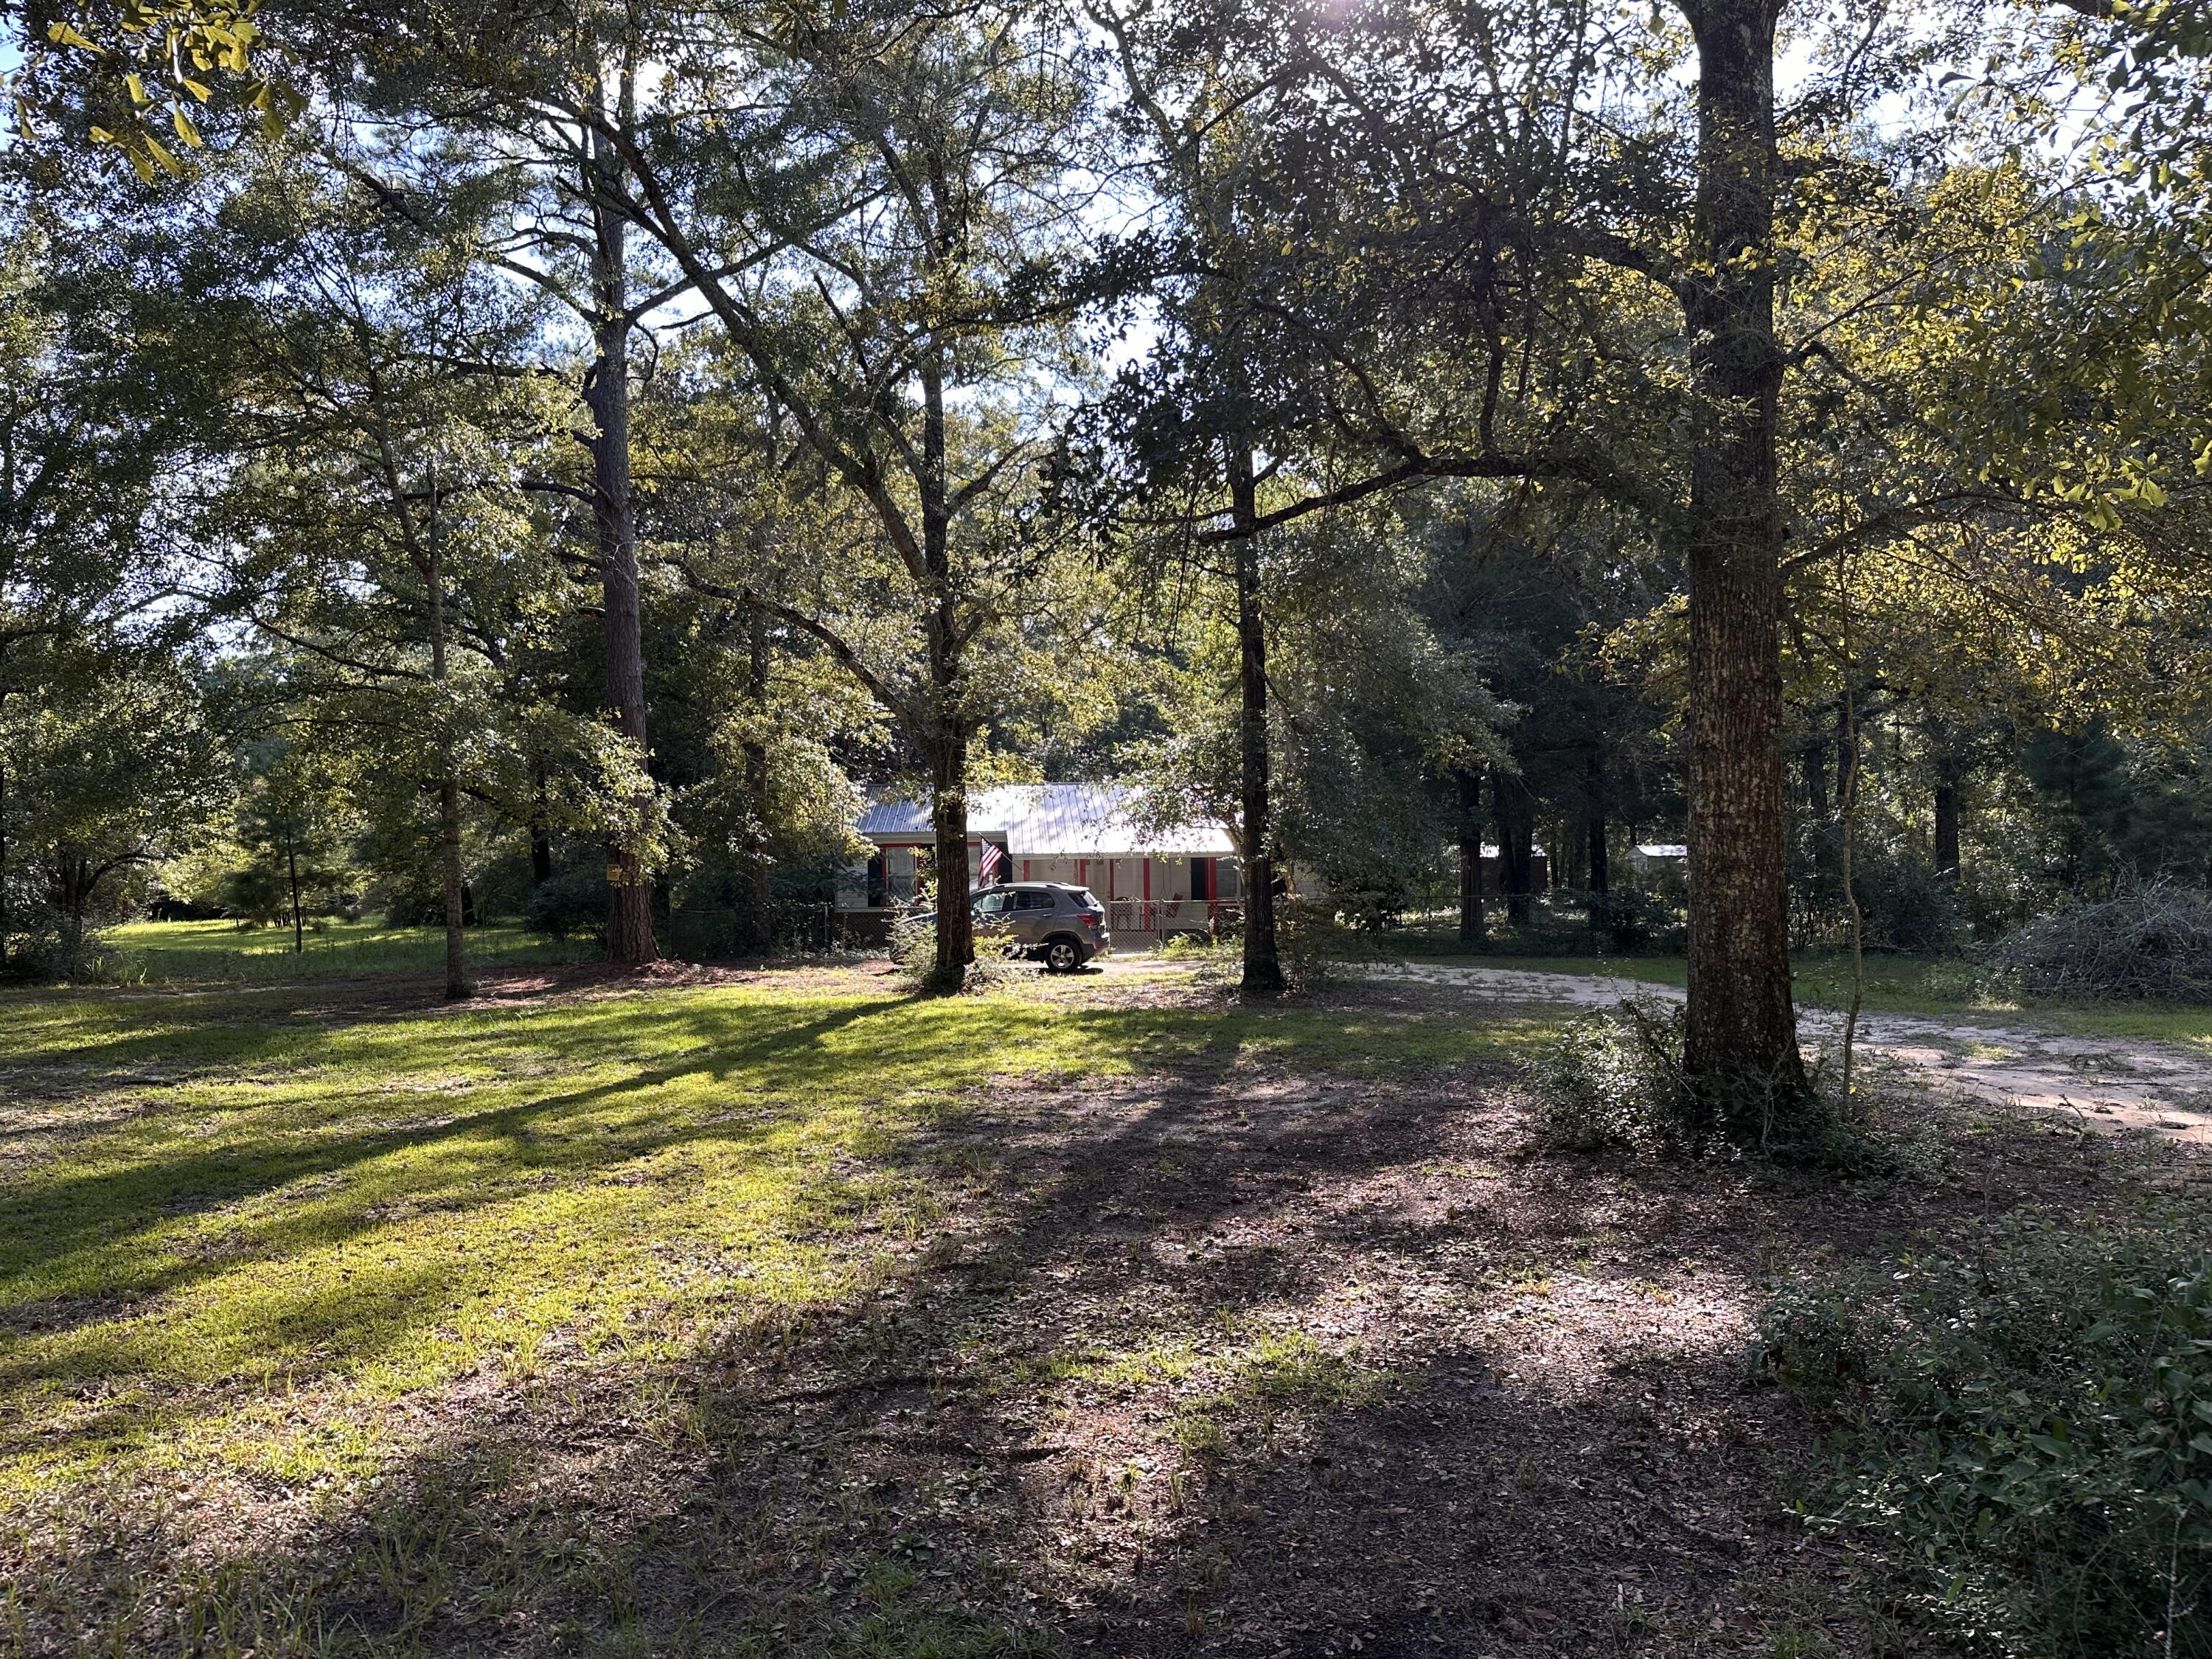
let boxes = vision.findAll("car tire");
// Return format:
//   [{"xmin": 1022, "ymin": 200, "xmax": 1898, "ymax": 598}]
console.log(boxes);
[{"xmin": 1043, "ymin": 936, "xmax": 1083, "ymax": 973}]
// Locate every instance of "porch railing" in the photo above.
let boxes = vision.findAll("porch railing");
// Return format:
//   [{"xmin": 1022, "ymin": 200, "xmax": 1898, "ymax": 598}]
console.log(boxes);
[{"xmin": 1107, "ymin": 897, "xmax": 1242, "ymax": 936}]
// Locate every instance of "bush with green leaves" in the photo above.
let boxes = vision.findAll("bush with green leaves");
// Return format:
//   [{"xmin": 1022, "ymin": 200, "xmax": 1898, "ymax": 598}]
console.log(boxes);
[
  {"xmin": 1524, "ymin": 997, "xmax": 1863, "ymax": 1164},
  {"xmin": 522, "ymin": 865, "xmax": 609, "ymax": 941},
  {"xmin": 886, "ymin": 906, "xmax": 937, "ymax": 987},
  {"xmin": 1523, "ymin": 996, "xmax": 1694, "ymax": 1153},
  {"xmin": 1754, "ymin": 1207, "xmax": 2212, "ymax": 1657}
]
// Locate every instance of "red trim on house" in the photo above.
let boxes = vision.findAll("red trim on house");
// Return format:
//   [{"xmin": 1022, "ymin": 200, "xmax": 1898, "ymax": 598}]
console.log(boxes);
[
  {"xmin": 1021, "ymin": 858, "xmax": 1030, "ymax": 880},
  {"xmin": 1107, "ymin": 859, "xmax": 1115, "ymax": 900},
  {"xmin": 1142, "ymin": 859, "xmax": 1151, "ymax": 901}
]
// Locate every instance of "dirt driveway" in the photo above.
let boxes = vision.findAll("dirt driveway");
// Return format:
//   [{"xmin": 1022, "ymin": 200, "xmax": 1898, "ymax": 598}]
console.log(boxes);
[{"xmin": 1353, "ymin": 961, "xmax": 2212, "ymax": 1146}]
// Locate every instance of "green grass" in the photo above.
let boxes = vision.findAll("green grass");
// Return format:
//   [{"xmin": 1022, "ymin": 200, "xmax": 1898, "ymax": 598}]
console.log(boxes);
[
  {"xmin": 0, "ymin": 954, "xmax": 1540, "ymax": 1512},
  {"xmin": 99, "ymin": 917, "xmax": 598, "ymax": 985}
]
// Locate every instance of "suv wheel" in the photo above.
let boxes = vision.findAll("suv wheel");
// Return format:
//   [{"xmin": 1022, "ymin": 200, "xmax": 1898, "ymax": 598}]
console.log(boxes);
[{"xmin": 1043, "ymin": 936, "xmax": 1083, "ymax": 973}]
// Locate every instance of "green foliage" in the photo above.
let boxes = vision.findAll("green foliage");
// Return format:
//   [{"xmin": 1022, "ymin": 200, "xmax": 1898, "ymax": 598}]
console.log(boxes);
[
  {"xmin": 1849, "ymin": 846, "xmax": 1963, "ymax": 956},
  {"xmin": 1524, "ymin": 997, "xmax": 1699, "ymax": 1155},
  {"xmin": 0, "ymin": 652, "xmax": 223, "ymax": 974},
  {"xmin": 521, "ymin": 864, "xmax": 610, "ymax": 942},
  {"xmin": 1525, "ymin": 998, "xmax": 1863, "ymax": 1166},
  {"xmin": 2023, "ymin": 724, "xmax": 2212, "ymax": 894},
  {"xmin": 887, "ymin": 907, "xmax": 939, "ymax": 989},
  {"xmin": 1755, "ymin": 1208, "xmax": 2212, "ymax": 1657}
]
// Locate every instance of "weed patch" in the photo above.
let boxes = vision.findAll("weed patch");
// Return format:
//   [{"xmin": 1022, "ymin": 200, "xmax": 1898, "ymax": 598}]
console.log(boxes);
[{"xmin": 1754, "ymin": 1203, "xmax": 2212, "ymax": 1656}]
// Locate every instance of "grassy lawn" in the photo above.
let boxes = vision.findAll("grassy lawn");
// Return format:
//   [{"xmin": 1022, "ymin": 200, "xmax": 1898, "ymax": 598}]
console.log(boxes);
[
  {"xmin": 1, "ymin": 945, "xmax": 1560, "ymax": 1654},
  {"xmin": 4, "ymin": 927, "xmax": 2195, "ymax": 1657},
  {"xmin": 100, "ymin": 918, "xmax": 598, "ymax": 985}
]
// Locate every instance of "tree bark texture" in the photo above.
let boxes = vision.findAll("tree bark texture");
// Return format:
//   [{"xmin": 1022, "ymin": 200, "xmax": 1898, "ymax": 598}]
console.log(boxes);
[
  {"xmin": 1458, "ymin": 770, "xmax": 1485, "ymax": 944},
  {"xmin": 1933, "ymin": 773, "xmax": 1961, "ymax": 876},
  {"xmin": 288, "ymin": 846, "xmax": 303, "ymax": 954},
  {"xmin": 1231, "ymin": 446, "xmax": 1284, "ymax": 995},
  {"xmin": 440, "ymin": 776, "xmax": 468, "ymax": 998},
  {"xmin": 585, "ymin": 118, "xmax": 658, "ymax": 967},
  {"xmin": 1585, "ymin": 750, "xmax": 1610, "ymax": 896},
  {"xmin": 1491, "ymin": 765, "xmax": 1536, "ymax": 924},
  {"xmin": 928, "ymin": 736, "xmax": 973, "ymax": 985},
  {"xmin": 742, "ymin": 604, "xmax": 773, "ymax": 953},
  {"xmin": 1, "ymin": 753, "xmax": 13, "ymax": 971},
  {"xmin": 919, "ymin": 343, "xmax": 975, "ymax": 990},
  {"xmin": 428, "ymin": 473, "xmax": 471, "ymax": 1003},
  {"xmin": 1678, "ymin": 0, "xmax": 1806, "ymax": 1100}
]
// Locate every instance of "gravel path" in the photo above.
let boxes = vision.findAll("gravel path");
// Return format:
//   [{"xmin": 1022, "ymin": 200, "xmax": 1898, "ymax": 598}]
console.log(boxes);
[{"xmin": 1357, "ymin": 961, "xmax": 2212, "ymax": 1145}]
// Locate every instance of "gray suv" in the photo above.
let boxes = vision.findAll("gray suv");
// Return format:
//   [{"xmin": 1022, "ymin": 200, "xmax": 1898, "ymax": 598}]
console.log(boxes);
[{"xmin": 973, "ymin": 883, "xmax": 1110, "ymax": 971}]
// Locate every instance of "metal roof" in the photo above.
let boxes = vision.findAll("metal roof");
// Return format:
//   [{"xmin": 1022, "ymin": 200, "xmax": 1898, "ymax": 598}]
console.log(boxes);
[{"xmin": 857, "ymin": 784, "xmax": 1236, "ymax": 858}]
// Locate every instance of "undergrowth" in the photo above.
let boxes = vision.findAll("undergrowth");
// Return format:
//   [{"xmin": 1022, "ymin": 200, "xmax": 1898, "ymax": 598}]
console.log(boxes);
[
  {"xmin": 1754, "ymin": 1205, "xmax": 2212, "ymax": 1657},
  {"xmin": 1522, "ymin": 997, "xmax": 1874, "ymax": 1169}
]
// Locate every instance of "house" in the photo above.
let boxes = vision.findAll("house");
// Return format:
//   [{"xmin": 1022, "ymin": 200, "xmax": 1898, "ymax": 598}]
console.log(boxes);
[
  {"xmin": 1628, "ymin": 842, "xmax": 1689, "ymax": 894},
  {"xmin": 840, "ymin": 784, "xmax": 1245, "ymax": 945}
]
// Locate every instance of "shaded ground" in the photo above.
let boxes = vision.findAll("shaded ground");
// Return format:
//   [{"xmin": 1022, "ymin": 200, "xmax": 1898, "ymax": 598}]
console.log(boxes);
[
  {"xmin": 1358, "ymin": 961, "xmax": 2212, "ymax": 1145},
  {"xmin": 2, "ymin": 963, "xmax": 2199, "ymax": 1657}
]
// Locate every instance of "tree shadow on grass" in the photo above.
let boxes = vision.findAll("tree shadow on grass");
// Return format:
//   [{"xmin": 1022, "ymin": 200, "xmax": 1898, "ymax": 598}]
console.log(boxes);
[{"xmin": 1, "ymin": 976, "xmax": 2143, "ymax": 1657}]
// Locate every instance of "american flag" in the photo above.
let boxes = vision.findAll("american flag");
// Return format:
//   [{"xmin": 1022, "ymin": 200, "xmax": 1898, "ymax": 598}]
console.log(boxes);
[{"xmin": 978, "ymin": 842, "xmax": 1004, "ymax": 884}]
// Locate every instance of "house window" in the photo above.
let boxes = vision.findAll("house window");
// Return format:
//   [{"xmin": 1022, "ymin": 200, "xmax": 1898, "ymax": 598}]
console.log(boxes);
[{"xmin": 1192, "ymin": 857, "xmax": 1214, "ymax": 900}]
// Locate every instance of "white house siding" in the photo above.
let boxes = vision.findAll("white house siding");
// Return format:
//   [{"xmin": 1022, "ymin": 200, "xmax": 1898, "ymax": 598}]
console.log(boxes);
[{"xmin": 843, "ymin": 785, "xmax": 1253, "ymax": 942}]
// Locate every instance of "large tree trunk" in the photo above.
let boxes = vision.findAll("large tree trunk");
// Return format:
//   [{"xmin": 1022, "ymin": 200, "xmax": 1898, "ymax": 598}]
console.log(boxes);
[
  {"xmin": 1677, "ymin": 0, "xmax": 1806, "ymax": 1102},
  {"xmin": 439, "ymin": 777, "xmax": 468, "ymax": 998},
  {"xmin": 1586, "ymin": 749, "xmax": 1610, "ymax": 895},
  {"xmin": 1802, "ymin": 732, "xmax": 1830, "ymax": 821},
  {"xmin": 1933, "ymin": 771, "xmax": 1961, "ymax": 877},
  {"xmin": 1458, "ymin": 770, "xmax": 1485, "ymax": 945},
  {"xmin": 1230, "ymin": 445, "xmax": 1285, "ymax": 995},
  {"xmin": 1, "ymin": 750, "xmax": 11, "ymax": 972},
  {"xmin": 428, "ymin": 473, "xmax": 471, "ymax": 1002},
  {"xmin": 585, "ymin": 102, "xmax": 658, "ymax": 967},
  {"xmin": 529, "ymin": 761, "xmax": 554, "ymax": 889},
  {"xmin": 928, "ymin": 736, "xmax": 973, "ymax": 987},
  {"xmin": 918, "ymin": 342, "xmax": 975, "ymax": 991},
  {"xmin": 1492, "ymin": 765, "xmax": 1537, "ymax": 924},
  {"xmin": 288, "ymin": 846, "xmax": 303, "ymax": 954},
  {"xmin": 742, "ymin": 604, "xmax": 773, "ymax": 953}
]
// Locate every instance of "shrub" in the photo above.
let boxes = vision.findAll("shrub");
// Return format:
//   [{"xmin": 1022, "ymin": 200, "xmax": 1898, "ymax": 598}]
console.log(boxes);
[
  {"xmin": 523, "ymin": 865, "xmax": 610, "ymax": 941},
  {"xmin": 1753, "ymin": 1207, "xmax": 2212, "ymax": 1657},
  {"xmin": 1523, "ymin": 998, "xmax": 1865, "ymax": 1165},
  {"xmin": 1523, "ymin": 996, "xmax": 1697, "ymax": 1154},
  {"xmin": 1992, "ymin": 879, "xmax": 2212, "ymax": 1001},
  {"xmin": 1155, "ymin": 929, "xmax": 1231, "ymax": 963},
  {"xmin": 1276, "ymin": 896, "xmax": 1358, "ymax": 989},
  {"xmin": 888, "ymin": 908, "xmax": 1032, "ymax": 992},
  {"xmin": 887, "ymin": 907, "xmax": 937, "ymax": 986},
  {"xmin": 1851, "ymin": 846, "xmax": 1963, "ymax": 954},
  {"xmin": 1571, "ymin": 887, "xmax": 1686, "ymax": 953}
]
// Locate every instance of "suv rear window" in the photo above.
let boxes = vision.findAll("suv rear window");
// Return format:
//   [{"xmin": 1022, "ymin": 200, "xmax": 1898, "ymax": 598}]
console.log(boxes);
[
  {"xmin": 1014, "ymin": 891, "xmax": 1056, "ymax": 911},
  {"xmin": 1074, "ymin": 890, "xmax": 1102, "ymax": 910}
]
